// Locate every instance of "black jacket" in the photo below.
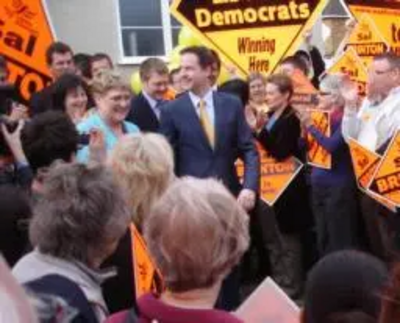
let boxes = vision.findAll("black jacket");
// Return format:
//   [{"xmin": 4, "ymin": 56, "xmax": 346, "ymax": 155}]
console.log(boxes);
[
  {"xmin": 256, "ymin": 106, "xmax": 313, "ymax": 233},
  {"xmin": 126, "ymin": 93, "xmax": 159, "ymax": 132}
]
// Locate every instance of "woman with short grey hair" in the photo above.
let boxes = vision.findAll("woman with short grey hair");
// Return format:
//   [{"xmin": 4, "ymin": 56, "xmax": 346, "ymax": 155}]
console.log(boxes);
[
  {"xmin": 297, "ymin": 74, "xmax": 360, "ymax": 256},
  {"xmin": 13, "ymin": 162, "xmax": 131, "ymax": 322}
]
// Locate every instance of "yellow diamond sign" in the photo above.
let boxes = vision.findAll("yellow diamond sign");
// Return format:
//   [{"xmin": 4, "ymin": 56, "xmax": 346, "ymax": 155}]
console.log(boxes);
[
  {"xmin": 344, "ymin": 14, "xmax": 389, "ymax": 66},
  {"xmin": 170, "ymin": 0, "xmax": 329, "ymax": 76}
]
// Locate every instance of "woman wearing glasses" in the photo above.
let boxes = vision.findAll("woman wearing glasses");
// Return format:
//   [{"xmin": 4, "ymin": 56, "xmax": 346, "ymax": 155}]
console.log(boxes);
[{"xmin": 297, "ymin": 74, "xmax": 360, "ymax": 257}]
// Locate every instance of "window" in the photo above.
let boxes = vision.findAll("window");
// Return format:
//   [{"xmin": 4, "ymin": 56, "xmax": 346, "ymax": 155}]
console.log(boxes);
[{"xmin": 117, "ymin": 0, "xmax": 181, "ymax": 64}]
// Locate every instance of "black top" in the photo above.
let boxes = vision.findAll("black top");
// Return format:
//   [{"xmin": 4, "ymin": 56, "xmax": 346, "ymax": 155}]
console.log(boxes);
[
  {"xmin": 29, "ymin": 85, "xmax": 54, "ymax": 116},
  {"xmin": 256, "ymin": 106, "xmax": 313, "ymax": 233}
]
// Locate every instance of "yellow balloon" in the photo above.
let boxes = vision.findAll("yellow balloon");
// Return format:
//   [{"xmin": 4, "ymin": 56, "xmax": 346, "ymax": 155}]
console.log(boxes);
[
  {"xmin": 130, "ymin": 71, "xmax": 142, "ymax": 95},
  {"xmin": 168, "ymin": 45, "xmax": 186, "ymax": 67},
  {"xmin": 178, "ymin": 26, "xmax": 202, "ymax": 47}
]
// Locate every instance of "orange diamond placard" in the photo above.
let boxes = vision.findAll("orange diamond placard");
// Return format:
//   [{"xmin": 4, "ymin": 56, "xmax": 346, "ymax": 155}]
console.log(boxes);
[
  {"xmin": 348, "ymin": 138, "xmax": 396, "ymax": 212},
  {"xmin": 343, "ymin": 0, "xmax": 400, "ymax": 56},
  {"xmin": 130, "ymin": 224, "xmax": 164, "ymax": 299},
  {"xmin": 307, "ymin": 110, "xmax": 332, "ymax": 170},
  {"xmin": 327, "ymin": 47, "xmax": 368, "ymax": 96},
  {"xmin": 369, "ymin": 131, "xmax": 400, "ymax": 208},
  {"xmin": 0, "ymin": 0, "xmax": 54, "ymax": 101},
  {"xmin": 170, "ymin": 0, "xmax": 329, "ymax": 76},
  {"xmin": 344, "ymin": 14, "xmax": 389, "ymax": 66},
  {"xmin": 237, "ymin": 143, "xmax": 303, "ymax": 206}
]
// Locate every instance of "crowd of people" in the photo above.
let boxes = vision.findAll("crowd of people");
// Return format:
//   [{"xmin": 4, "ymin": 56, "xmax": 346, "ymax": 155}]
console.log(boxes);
[{"xmin": 1, "ymin": 33, "xmax": 400, "ymax": 323}]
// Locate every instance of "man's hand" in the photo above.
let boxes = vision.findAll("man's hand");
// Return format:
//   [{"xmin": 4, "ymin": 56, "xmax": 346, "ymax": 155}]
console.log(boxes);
[
  {"xmin": 8, "ymin": 103, "xmax": 29, "ymax": 122},
  {"xmin": 237, "ymin": 189, "xmax": 256, "ymax": 212}
]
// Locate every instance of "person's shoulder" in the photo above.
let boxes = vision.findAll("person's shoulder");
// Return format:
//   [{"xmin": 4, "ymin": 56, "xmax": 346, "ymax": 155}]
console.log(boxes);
[
  {"xmin": 77, "ymin": 113, "xmax": 98, "ymax": 132},
  {"xmin": 124, "ymin": 120, "xmax": 140, "ymax": 133},
  {"xmin": 215, "ymin": 91, "xmax": 242, "ymax": 109}
]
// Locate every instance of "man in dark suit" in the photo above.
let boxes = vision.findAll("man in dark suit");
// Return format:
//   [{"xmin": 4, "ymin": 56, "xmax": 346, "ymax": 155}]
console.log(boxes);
[
  {"xmin": 160, "ymin": 46, "xmax": 260, "ymax": 309},
  {"xmin": 126, "ymin": 58, "xmax": 169, "ymax": 132}
]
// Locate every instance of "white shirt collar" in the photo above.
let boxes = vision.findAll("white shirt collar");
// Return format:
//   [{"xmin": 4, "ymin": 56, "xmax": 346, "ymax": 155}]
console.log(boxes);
[
  {"xmin": 188, "ymin": 89, "xmax": 214, "ymax": 110},
  {"xmin": 142, "ymin": 91, "xmax": 158, "ymax": 109}
]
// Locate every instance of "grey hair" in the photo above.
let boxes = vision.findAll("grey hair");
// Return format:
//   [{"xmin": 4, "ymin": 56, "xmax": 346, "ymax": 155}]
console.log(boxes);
[
  {"xmin": 30, "ymin": 162, "xmax": 130, "ymax": 265},
  {"xmin": 144, "ymin": 177, "xmax": 249, "ymax": 292},
  {"xmin": 320, "ymin": 74, "xmax": 346, "ymax": 107}
]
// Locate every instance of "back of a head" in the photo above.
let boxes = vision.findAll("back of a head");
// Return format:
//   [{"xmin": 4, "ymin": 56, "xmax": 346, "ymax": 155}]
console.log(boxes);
[
  {"xmin": 380, "ymin": 263, "xmax": 400, "ymax": 323},
  {"xmin": 21, "ymin": 111, "xmax": 78, "ymax": 174},
  {"xmin": 218, "ymin": 79, "xmax": 249, "ymax": 106},
  {"xmin": 109, "ymin": 133, "xmax": 174, "ymax": 226},
  {"xmin": 144, "ymin": 177, "xmax": 249, "ymax": 293},
  {"xmin": 303, "ymin": 250, "xmax": 388, "ymax": 323}
]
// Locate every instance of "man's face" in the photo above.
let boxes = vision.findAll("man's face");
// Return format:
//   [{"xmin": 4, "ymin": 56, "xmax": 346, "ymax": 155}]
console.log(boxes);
[
  {"xmin": 180, "ymin": 53, "xmax": 211, "ymax": 92},
  {"xmin": 91, "ymin": 58, "xmax": 113, "ymax": 79},
  {"xmin": 50, "ymin": 52, "xmax": 75, "ymax": 79},
  {"xmin": 142, "ymin": 72, "xmax": 169, "ymax": 101},
  {"xmin": 367, "ymin": 59, "xmax": 398, "ymax": 101}
]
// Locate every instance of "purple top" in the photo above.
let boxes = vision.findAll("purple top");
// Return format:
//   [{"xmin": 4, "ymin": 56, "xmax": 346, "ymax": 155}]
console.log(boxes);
[{"xmin": 306, "ymin": 110, "xmax": 355, "ymax": 187}]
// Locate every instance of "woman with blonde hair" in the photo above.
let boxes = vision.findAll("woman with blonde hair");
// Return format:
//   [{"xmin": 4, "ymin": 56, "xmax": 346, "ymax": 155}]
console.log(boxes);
[
  {"xmin": 102, "ymin": 133, "xmax": 175, "ymax": 313},
  {"xmin": 108, "ymin": 133, "xmax": 174, "ymax": 227},
  {"xmin": 76, "ymin": 70, "xmax": 139, "ymax": 163}
]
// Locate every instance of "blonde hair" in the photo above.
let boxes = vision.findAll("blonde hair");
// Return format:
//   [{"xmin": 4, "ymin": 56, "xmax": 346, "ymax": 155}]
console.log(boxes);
[
  {"xmin": 91, "ymin": 69, "xmax": 131, "ymax": 96},
  {"xmin": 108, "ymin": 133, "xmax": 174, "ymax": 227},
  {"xmin": 144, "ymin": 177, "xmax": 250, "ymax": 293}
]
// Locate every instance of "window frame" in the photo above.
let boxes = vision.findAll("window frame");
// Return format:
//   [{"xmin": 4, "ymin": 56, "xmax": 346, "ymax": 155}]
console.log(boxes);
[{"xmin": 115, "ymin": 0, "xmax": 177, "ymax": 65}]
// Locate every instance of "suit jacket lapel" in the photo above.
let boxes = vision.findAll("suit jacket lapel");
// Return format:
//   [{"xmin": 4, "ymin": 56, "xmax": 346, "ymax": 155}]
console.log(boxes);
[
  {"xmin": 213, "ymin": 92, "xmax": 223, "ymax": 152},
  {"xmin": 182, "ymin": 93, "xmax": 213, "ymax": 151}
]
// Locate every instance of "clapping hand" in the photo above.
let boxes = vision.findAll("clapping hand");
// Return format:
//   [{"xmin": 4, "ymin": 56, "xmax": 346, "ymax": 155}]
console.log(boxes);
[
  {"xmin": 88, "ymin": 128, "xmax": 106, "ymax": 164},
  {"xmin": 340, "ymin": 76, "xmax": 360, "ymax": 111}
]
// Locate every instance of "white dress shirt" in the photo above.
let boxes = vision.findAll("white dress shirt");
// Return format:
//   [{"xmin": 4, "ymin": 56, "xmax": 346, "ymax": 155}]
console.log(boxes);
[
  {"xmin": 142, "ymin": 91, "xmax": 162, "ymax": 120},
  {"xmin": 188, "ymin": 89, "xmax": 215, "ymax": 126},
  {"xmin": 342, "ymin": 86, "xmax": 400, "ymax": 151}
]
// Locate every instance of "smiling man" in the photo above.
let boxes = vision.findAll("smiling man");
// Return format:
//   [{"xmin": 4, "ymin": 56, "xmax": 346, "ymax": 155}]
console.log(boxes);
[
  {"xmin": 159, "ymin": 46, "xmax": 260, "ymax": 310},
  {"xmin": 126, "ymin": 58, "xmax": 169, "ymax": 132}
]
